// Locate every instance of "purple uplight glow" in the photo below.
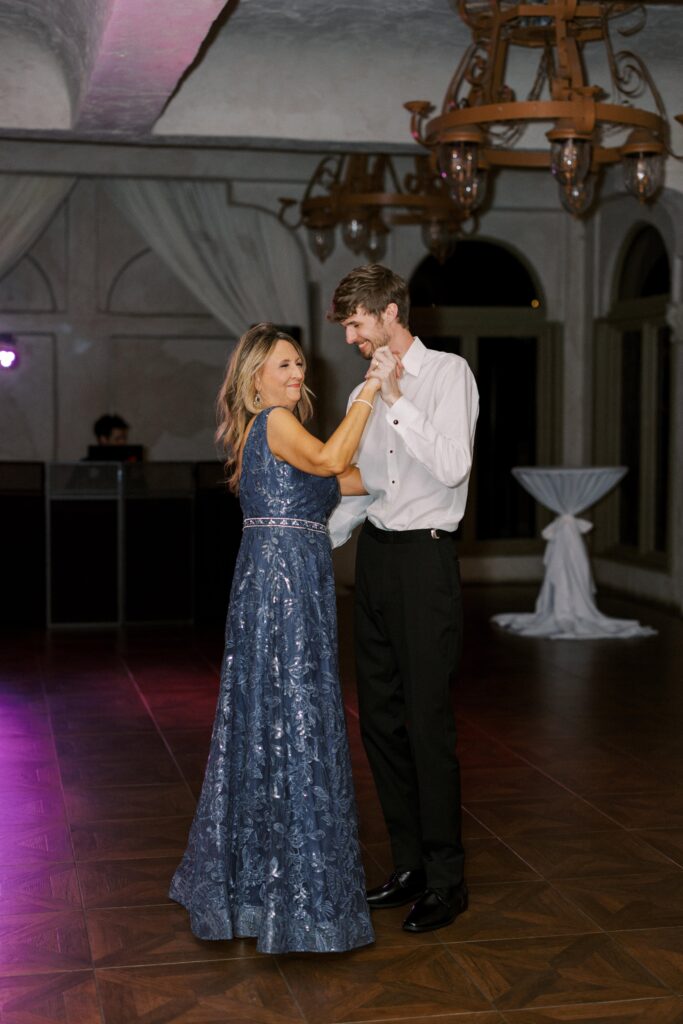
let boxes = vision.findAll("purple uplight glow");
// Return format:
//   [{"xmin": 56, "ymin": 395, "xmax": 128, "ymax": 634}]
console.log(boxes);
[
  {"xmin": 0, "ymin": 348, "xmax": 18, "ymax": 370},
  {"xmin": 0, "ymin": 333, "xmax": 18, "ymax": 370}
]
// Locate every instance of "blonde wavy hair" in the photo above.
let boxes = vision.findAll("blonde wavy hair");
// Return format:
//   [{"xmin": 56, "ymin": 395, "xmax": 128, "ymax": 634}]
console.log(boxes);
[{"xmin": 216, "ymin": 323, "xmax": 314, "ymax": 493}]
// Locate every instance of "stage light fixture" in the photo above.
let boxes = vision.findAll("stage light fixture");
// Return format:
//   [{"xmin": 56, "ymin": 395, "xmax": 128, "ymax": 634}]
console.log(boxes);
[{"xmin": 0, "ymin": 334, "xmax": 19, "ymax": 371}]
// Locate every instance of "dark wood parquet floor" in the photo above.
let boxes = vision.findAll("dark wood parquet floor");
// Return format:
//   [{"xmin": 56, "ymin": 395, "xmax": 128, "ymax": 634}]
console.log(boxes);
[{"xmin": 1, "ymin": 585, "xmax": 683, "ymax": 1023}]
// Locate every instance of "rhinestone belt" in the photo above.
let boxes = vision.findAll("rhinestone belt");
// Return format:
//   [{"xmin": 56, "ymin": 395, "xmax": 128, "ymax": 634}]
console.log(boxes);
[{"xmin": 243, "ymin": 516, "xmax": 327, "ymax": 534}]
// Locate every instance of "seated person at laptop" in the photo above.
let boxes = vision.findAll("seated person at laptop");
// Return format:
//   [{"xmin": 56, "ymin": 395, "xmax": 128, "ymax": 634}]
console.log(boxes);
[
  {"xmin": 94, "ymin": 413, "xmax": 129, "ymax": 446},
  {"xmin": 87, "ymin": 414, "xmax": 143, "ymax": 462}
]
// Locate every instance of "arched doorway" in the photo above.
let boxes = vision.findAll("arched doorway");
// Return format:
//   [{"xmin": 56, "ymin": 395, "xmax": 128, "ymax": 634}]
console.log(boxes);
[
  {"xmin": 593, "ymin": 225, "xmax": 672, "ymax": 563},
  {"xmin": 409, "ymin": 240, "xmax": 562, "ymax": 556}
]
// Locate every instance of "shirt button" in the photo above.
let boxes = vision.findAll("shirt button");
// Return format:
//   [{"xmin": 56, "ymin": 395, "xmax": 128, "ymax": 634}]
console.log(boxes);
[
  {"xmin": 389, "ymin": 449, "xmax": 393, "ymax": 454},
  {"xmin": 393, "ymin": 419, "xmax": 399, "ymax": 425},
  {"xmin": 391, "ymin": 479, "xmax": 396, "ymax": 484}
]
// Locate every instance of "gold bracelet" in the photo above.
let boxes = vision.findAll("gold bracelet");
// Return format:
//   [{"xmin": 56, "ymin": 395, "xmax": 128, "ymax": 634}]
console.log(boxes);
[{"xmin": 352, "ymin": 398, "xmax": 374, "ymax": 411}]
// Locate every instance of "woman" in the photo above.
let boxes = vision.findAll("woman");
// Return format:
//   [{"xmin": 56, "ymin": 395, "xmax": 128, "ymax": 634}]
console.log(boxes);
[{"xmin": 170, "ymin": 323, "xmax": 380, "ymax": 954}]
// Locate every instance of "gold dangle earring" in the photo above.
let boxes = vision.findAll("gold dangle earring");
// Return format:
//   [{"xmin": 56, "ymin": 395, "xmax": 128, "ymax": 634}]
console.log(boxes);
[{"xmin": 254, "ymin": 389, "xmax": 262, "ymax": 407}]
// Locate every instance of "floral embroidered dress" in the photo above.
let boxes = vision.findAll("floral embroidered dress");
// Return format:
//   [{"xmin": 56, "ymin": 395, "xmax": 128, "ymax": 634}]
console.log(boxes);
[{"xmin": 170, "ymin": 407, "xmax": 374, "ymax": 953}]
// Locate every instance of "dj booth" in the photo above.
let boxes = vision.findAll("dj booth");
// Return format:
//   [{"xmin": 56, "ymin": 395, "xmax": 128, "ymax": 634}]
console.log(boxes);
[{"xmin": 0, "ymin": 461, "xmax": 242, "ymax": 627}]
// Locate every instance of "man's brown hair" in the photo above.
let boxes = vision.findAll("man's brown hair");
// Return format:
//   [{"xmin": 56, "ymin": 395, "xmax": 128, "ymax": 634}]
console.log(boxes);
[{"xmin": 328, "ymin": 264, "xmax": 410, "ymax": 327}]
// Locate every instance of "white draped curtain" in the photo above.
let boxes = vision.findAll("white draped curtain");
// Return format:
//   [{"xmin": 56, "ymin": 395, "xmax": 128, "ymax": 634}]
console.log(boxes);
[
  {"xmin": 492, "ymin": 468, "xmax": 656, "ymax": 639},
  {"xmin": 108, "ymin": 179, "xmax": 310, "ymax": 339},
  {"xmin": 0, "ymin": 176, "xmax": 75, "ymax": 280}
]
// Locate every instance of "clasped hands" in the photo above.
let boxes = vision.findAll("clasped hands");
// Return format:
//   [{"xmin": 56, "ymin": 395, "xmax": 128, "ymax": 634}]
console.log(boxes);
[{"xmin": 365, "ymin": 347, "xmax": 403, "ymax": 406}]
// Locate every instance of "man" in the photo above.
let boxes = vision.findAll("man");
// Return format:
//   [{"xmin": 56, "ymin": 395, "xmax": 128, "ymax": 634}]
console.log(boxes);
[
  {"xmin": 93, "ymin": 413, "xmax": 130, "ymax": 445},
  {"xmin": 328, "ymin": 264, "xmax": 479, "ymax": 933}
]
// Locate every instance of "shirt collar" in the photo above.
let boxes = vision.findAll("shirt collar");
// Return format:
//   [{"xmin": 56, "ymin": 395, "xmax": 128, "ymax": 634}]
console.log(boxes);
[{"xmin": 400, "ymin": 336, "xmax": 426, "ymax": 377}]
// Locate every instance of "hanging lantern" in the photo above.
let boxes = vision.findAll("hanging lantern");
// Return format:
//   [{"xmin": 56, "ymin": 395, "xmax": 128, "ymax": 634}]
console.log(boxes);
[
  {"xmin": 365, "ymin": 219, "xmax": 388, "ymax": 263},
  {"xmin": 559, "ymin": 175, "xmax": 596, "ymax": 217},
  {"xmin": 547, "ymin": 123, "xmax": 593, "ymax": 187},
  {"xmin": 450, "ymin": 157, "xmax": 489, "ymax": 214},
  {"xmin": 421, "ymin": 219, "xmax": 457, "ymax": 263},
  {"xmin": 307, "ymin": 225, "xmax": 335, "ymax": 262},
  {"xmin": 621, "ymin": 129, "xmax": 665, "ymax": 202},
  {"xmin": 438, "ymin": 127, "xmax": 484, "ymax": 213},
  {"xmin": 342, "ymin": 215, "xmax": 368, "ymax": 254}
]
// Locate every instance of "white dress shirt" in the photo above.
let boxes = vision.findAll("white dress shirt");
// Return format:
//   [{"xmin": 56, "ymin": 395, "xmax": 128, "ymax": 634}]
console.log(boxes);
[{"xmin": 328, "ymin": 337, "xmax": 479, "ymax": 548}]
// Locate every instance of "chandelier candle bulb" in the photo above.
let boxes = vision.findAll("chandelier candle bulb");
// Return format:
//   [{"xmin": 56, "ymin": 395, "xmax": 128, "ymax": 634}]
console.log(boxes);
[
  {"xmin": 549, "ymin": 137, "xmax": 592, "ymax": 187},
  {"xmin": 307, "ymin": 226, "xmax": 335, "ymax": 262},
  {"xmin": 421, "ymin": 219, "xmax": 456, "ymax": 264},
  {"xmin": 559, "ymin": 175, "xmax": 596, "ymax": 217},
  {"xmin": 342, "ymin": 216, "xmax": 369, "ymax": 254},
  {"xmin": 621, "ymin": 129, "xmax": 666, "ymax": 203},
  {"xmin": 623, "ymin": 152, "xmax": 665, "ymax": 202},
  {"xmin": 365, "ymin": 223, "xmax": 388, "ymax": 263}
]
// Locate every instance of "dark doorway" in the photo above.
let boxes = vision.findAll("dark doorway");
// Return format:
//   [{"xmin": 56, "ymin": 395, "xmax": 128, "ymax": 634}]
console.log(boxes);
[{"xmin": 410, "ymin": 241, "xmax": 552, "ymax": 548}]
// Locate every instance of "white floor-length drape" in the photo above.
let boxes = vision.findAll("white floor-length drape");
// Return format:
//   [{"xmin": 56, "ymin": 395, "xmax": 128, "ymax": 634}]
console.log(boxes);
[
  {"xmin": 492, "ymin": 467, "xmax": 657, "ymax": 639},
  {"xmin": 108, "ymin": 180, "xmax": 309, "ymax": 339},
  {"xmin": 0, "ymin": 176, "xmax": 75, "ymax": 280}
]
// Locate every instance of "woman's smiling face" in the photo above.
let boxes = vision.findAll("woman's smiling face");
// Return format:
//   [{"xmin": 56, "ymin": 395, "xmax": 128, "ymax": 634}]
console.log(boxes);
[{"xmin": 256, "ymin": 339, "xmax": 305, "ymax": 411}]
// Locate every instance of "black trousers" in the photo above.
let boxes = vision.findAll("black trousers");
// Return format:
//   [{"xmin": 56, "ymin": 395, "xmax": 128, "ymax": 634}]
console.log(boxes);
[{"xmin": 354, "ymin": 521, "xmax": 464, "ymax": 889}]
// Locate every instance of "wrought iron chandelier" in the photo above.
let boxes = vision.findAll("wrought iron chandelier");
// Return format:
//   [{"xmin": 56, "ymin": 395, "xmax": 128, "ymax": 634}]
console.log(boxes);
[
  {"xmin": 405, "ymin": 0, "xmax": 672, "ymax": 217},
  {"xmin": 279, "ymin": 153, "xmax": 470, "ymax": 263}
]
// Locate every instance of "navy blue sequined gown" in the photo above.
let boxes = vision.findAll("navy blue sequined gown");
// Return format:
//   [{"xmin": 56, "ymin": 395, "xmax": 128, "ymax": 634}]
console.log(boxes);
[{"xmin": 170, "ymin": 408, "xmax": 374, "ymax": 954}]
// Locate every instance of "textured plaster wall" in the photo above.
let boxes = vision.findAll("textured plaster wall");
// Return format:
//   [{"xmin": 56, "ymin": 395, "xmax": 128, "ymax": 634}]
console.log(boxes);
[
  {"xmin": 156, "ymin": 33, "xmax": 456, "ymax": 142},
  {"xmin": 0, "ymin": 0, "xmax": 112, "ymax": 113},
  {"xmin": 0, "ymin": 29, "xmax": 71, "ymax": 129},
  {"xmin": 0, "ymin": 0, "xmax": 227, "ymax": 134}
]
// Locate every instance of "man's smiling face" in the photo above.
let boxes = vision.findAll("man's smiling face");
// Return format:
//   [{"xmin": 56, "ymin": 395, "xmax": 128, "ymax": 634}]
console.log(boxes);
[{"xmin": 340, "ymin": 306, "xmax": 390, "ymax": 360}]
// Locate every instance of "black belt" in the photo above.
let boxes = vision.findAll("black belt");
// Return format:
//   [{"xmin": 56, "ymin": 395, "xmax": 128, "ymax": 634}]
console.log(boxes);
[{"xmin": 362, "ymin": 520, "xmax": 455, "ymax": 544}]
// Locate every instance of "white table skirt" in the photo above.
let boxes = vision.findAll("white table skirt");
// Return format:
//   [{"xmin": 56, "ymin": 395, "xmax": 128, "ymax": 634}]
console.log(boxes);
[{"xmin": 492, "ymin": 467, "xmax": 656, "ymax": 640}]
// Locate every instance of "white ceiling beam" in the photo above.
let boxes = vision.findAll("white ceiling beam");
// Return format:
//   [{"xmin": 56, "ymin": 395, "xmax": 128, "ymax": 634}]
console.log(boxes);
[{"xmin": 72, "ymin": 0, "xmax": 227, "ymax": 135}]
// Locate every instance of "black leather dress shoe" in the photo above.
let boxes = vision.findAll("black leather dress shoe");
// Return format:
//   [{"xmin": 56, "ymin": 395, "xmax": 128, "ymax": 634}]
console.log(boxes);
[
  {"xmin": 402, "ymin": 882, "xmax": 469, "ymax": 932},
  {"xmin": 366, "ymin": 869, "xmax": 427, "ymax": 910}
]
